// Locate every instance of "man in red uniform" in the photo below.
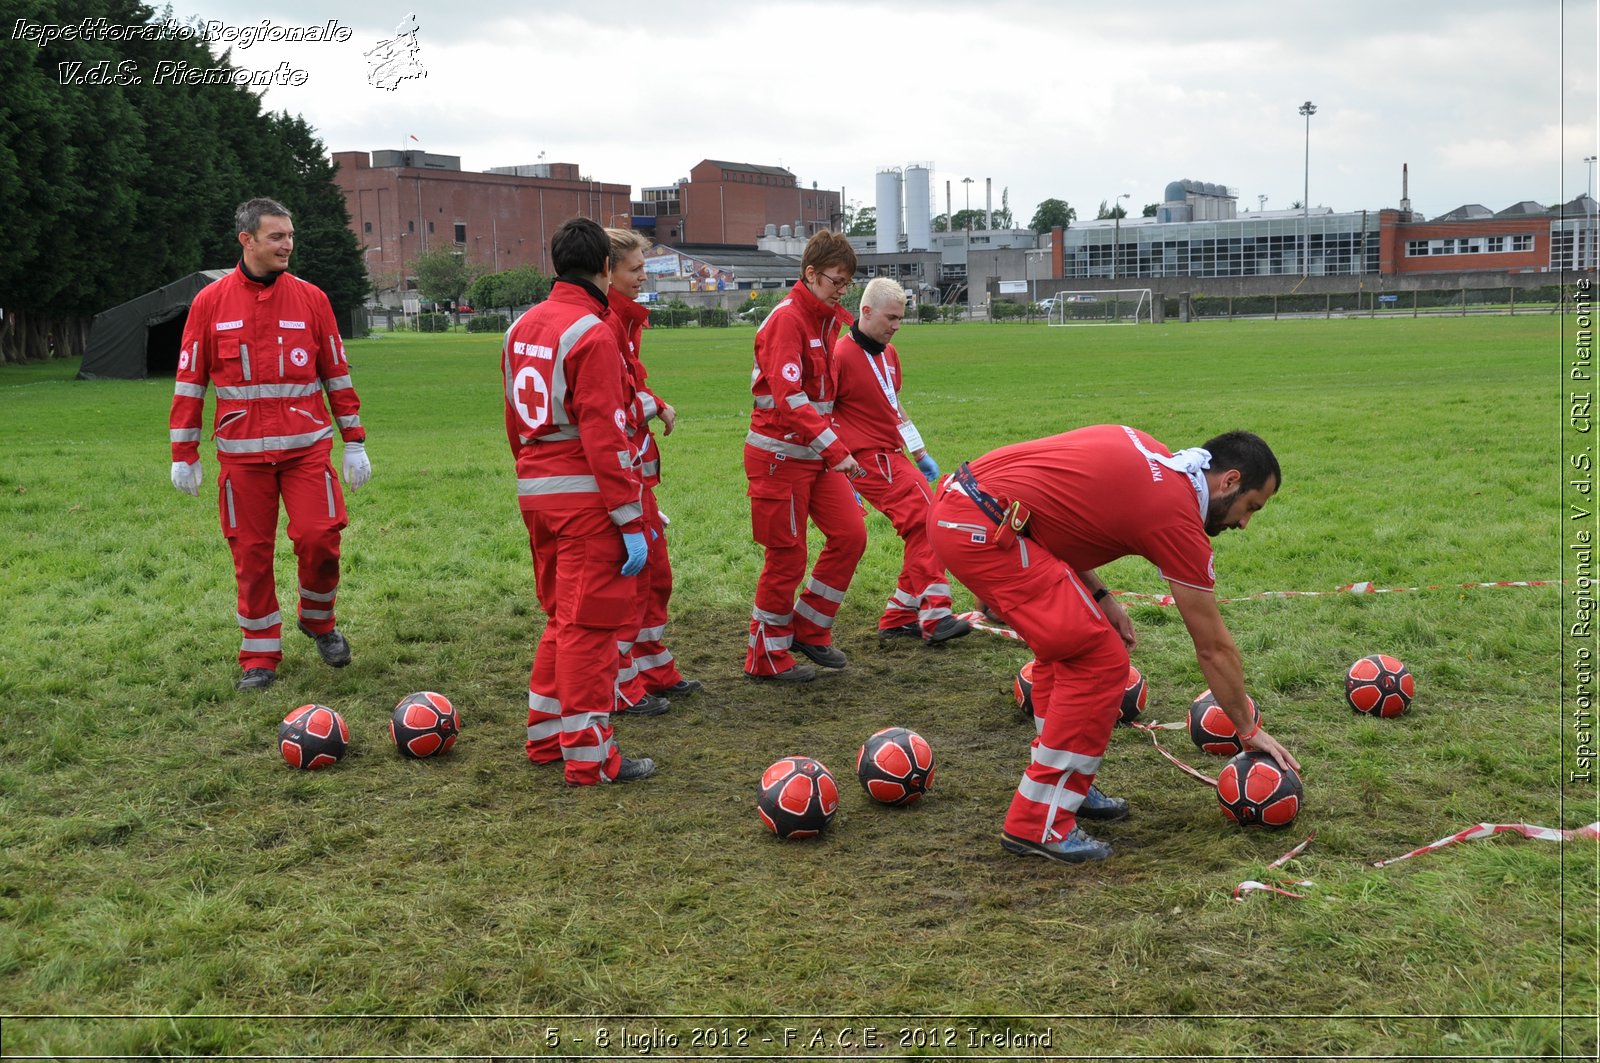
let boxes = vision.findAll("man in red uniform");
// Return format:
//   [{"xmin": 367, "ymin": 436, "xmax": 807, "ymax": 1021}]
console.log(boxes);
[
  {"xmin": 744, "ymin": 231, "xmax": 866, "ymax": 682},
  {"xmin": 927, "ymin": 425, "xmax": 1299, "ymax": 863},
  {"xmin": 603, "ymin": 227, "xmax": 702, "ymax": 716},
  {"xmin": 168, "ymin": 197, "xmax": 371, "ymax": 691},
  {"xmin": 830, "ymin": 278, "xmax": 970, "ymax": 645},
  {"xmin": 508, "ymin": 218, "xmax": 654, "ymax": 786}
]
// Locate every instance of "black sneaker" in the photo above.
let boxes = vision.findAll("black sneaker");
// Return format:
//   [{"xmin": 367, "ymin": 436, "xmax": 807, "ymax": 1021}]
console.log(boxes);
[
  {"xmin": 617, "ymin": 694, "xmax": 671, "ymax": 717},
  {"xmin": 878, "ymin": 623, "xmax": 921, "ymax": 639},
  {"xmin": 612, "ymin": 756, "xmax": 657, "ymax": 783},
  {"xmin": 1000, "ymin": 826, "xmax": 1113, "ymax": 863},
  {"xmin": 746, "ymin": 664, "xmax": 818, "ymax": 683},
  {"xmin": 924, "ymin": 615, "xmax": 973, "ymax": 645},
  {"xmin": 1077, "ymin": 784, "xmax": 1129, "ymax": 821},
  {"xmin": 658, "ymin": 679, "xmax": 705, "ymax": 698},
  {"xmin": 794, "ymin": 641, "xmax": 848, "ymax": 669},
  {"xmin": 236, "ymin": 667, "xmax": 277, "ymax": 691},
  {"xmin": 297, "ymin": 620, "xmax": 351, "ymax": 668}
]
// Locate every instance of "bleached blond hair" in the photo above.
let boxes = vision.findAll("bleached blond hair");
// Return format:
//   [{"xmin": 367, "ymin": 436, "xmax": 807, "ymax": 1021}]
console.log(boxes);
[{"xmin": 860, "ymin": 277, "xmax": 907, "ymax": 312}]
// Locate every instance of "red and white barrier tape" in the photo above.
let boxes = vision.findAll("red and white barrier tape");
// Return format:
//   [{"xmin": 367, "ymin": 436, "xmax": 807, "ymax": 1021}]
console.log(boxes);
[
  {"xmin": 1372, "ymin": 821, "xmax": 1600, "ymax": 868},
  {"xmin": 1130, "ymin": 720, "xmax": 1217, "ymax": 787}
]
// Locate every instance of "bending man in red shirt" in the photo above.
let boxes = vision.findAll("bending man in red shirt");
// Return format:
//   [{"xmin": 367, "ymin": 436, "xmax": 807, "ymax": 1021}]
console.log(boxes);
[
  {"xmin": 507, "ymin": 218, "xmax": 654, "ymax": 786},
  {"xmin": 743, "ymin": 232, "xmax": 865, "ymax": 682},
  {"xmin": 830, "ymin": 279, "xmax": 970, "ymax": 645},
  {"xmin": 927, "ymin": 425, "xmax": 1298, "ymax": 863}
]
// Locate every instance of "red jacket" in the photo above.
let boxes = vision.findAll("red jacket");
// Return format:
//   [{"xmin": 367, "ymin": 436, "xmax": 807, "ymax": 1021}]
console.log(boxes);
[
  {"xmin": 606, "ymin": 288, "xmax": 663, "ymax": 487},
  {"xmin": 746, "ymin": 280, "xmax": 853, "ymax": 466},
  {"xmin": 169, "ymin": 265, "xmax": 363, "ymax": 465},
  {"xmin": 829, "ymin": 325, "xmax": 907, "ymax": 455},
  {"xmin": 504, "ymin": 280, "xmax": 643, "ymax": 530}
]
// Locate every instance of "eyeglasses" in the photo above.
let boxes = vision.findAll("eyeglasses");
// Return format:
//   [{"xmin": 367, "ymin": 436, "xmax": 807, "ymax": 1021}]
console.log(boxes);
[{"xmin": 816, "ymin": 272, "xmax": 852, "ymax": 290}]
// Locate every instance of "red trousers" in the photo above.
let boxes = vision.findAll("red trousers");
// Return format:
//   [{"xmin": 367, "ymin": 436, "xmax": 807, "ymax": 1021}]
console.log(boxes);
[
  {"xmin": 216, "ymin": 451, "xmax": 346, "ymax": 671},
  {"xmin": 927, "ymin": 485, "xmax": 1128, "ymax": 842},
  {"xmin": 852, "ymin": 449, "xmax": 954, "ymax": 636},
  {"xmin": 521, "ymin": 506, "xmax": 634, "ymax": 785},
  {"xmin": 616, "ymin": 487, "xmax": 684, "ymax": 704},
  {"xmin": 743, "ymin": 449, "xmax": 866, "ymax": 676}
]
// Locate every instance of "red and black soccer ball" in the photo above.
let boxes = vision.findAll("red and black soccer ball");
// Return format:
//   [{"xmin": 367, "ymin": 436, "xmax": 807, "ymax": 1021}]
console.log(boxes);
[
  {"xmin": 1216, "ymin": 750, "xmax": 1304, "ymax": 829},
  {"xmin": 1188, "ymin": 689, "xmax": 1261, "ymax": 756},
  {"xmin": 1120, "ymin": 665, "xmax": 1148, "ymax": 726},
  {"xmin": 856, "ymin": 727, "xmax": 936, "ymax": 806},
  {"xmin": 389, "ymin": 691, "xmax": 460, "ymax": 758},
  {"xmin": 757, "ymin": 756, "xmax": 839, "ymax": 839},
  {"xmin": 1013, "ymin": 659, "xmax": 1037, "ymax": 718},
  {"xmin": 1345, "ymin": 654, "xmax": 1414, "ymax": 718},
  {"xmin": 278, "ymin": 704, "xmax": 349, "ymax": 771}
]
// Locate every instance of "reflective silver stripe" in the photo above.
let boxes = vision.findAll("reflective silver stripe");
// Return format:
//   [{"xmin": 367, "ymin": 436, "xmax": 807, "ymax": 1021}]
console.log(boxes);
[
  {"xmin": 753, "ymin": 395, "xmax": 776, "ymax": 409},
  {"xmin": 638, "ymin": 394, "xmax": 659, "ymax": 419},
  {"xmin": 299, "ymin": 608, "xmax": 333, "ymax": 621},
  {"xmin": 744, "ymin": 431, "xmax": 821, "ymax": 460},
  {"xmin": 214, "ymin": 427, "xmax": 334, "ymax": 454},
  {"xmin": 615, "ymin": 637, "xmax": 636, "ymax": 653},
  {"xmin": 637, "ymin": 625, "xmax": 666, "ymax": 642},
  {"xmin": 518, "ymin": 475, "xmax": 599, "ymax": 495},
  {"xmin": 641, "ymin": 459, "xmax": 660, "ymax": 479},
  {"xmin": 794, "ymin": 600, "xmax": 833, "ymax": 629},
  {"xmin": 324, "ymin": 470, "xmax": 336, "ymax": 518},
  {"xmin": 749, "ymin": 632, "xmax": 792, "ymax": 651},
  {"xmin": 336, "ymin": 415, "xmax": 361, "ymax": 429},
  {"xmin": 754, "ymin": 298, "xmax": 793, "ymax": 334},
  {"xmin": 323, "ymin": 375, "xmax": 354, "ymax": 392},
  {"xmin": 812, "ymin": 401, "xmax": 834, "ymax": 414},
  {"xmin": 1017, "ymin": 776, "xmax": 1085, "ymax": 809},
  {"xmin": 632, "ymin": 650, "xmax": 673, "ymax": 671},
  {"xmin": 174, "ymin": 381, "xmax": 206, "ymax": 399},
  {"xmin": 529, "ymin": 691, "xmax": 561, "ymax": 714},
  {"xmin": 616, "ymin": 662, "xmax": 640, "ymax": 683},
  {"xmin": 805, "ymin": 577, "xmax": 848, "ymax": 604},
  {"xmin": 300, "ymin": 585, "xmax": 336, "ymax": 603},
  {"xmin": 609, "ymin": 501, "xmax": 643, "ymax": 525},
  {"xmin": 615, "ymin": 449, "xmax": 632, "ymax": 469},
  {"xmin": 784, "ymin": 393, "xmax": 811, "ymax": 410},
  {"xmin": 236, "ymin": 611, "xmax": 282, "ymax": 630},
  {"xmin": 520, "ymin": 426, "xmax": 580, "ymax": 443},
  {"xmin": 547, "ymin": 314, "xmax": 605, "ymax": 432},
  {"xmin": 170, "ymin": 428, "xmax": 201, "ymax": 443},
  {"xmin": 921, "ymin": 582, "xmax": 952, "ymax": 598},
  {"xmin": 565, "ymin": 739, "xmax": 617, "ymax": 763},
  {"xmin": 329, "ymin": 334, "xmax": 342, "ymax": 365},
  {"xmin": 224, "ymin": 479, "xmax": 236, "ymax": 529},
  {"xmin": 239, "ymin": 343, "xmax": 251, "ymax": 381},
  {"xmin": 215, "ymin": 383, "xmax": 323, "ymax": 400},
  {"xmin": 1031, "ymin": 745, "xmax": 1104, "ymax": 775},
  {"xmin": 527, "ymin": 719, "xmax": 562, "ymax": 741},
  {"xmin": 917, "ymin": 605, "xmax": 954, "ymax": 622},
  {"xmin": 811, "ymin": 427, "xmax": 840, "ymax": 451},
  {"xmin": 752, "ymin": 607, "xmax": 791, "ymax": 626},
  {"xmin": 241, "ymin": 637, "xmax": 281, "ymax": 653},
  {"xmin": 562, "ymin": 711, "xmax": 611, "ymax": 732},
  {"xmin": 888, "ymin": 589, "xmax": 919, "ymax": 608}
]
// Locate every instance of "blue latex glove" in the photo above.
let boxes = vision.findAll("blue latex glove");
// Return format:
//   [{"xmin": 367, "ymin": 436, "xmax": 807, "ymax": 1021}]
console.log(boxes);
[
  {"xmin": 621, "ymin": 530, "xmax": 648, "ymax": 576},
  {"xmin": 916, "ymin": 453, "xmax": 940, "ymax": 482}
]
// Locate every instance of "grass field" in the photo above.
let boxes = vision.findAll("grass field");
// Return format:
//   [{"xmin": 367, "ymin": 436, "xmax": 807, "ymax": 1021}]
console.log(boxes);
[{"xmin": 0, "ymin": 315, "xmax": 1593, "ymax": 1059}]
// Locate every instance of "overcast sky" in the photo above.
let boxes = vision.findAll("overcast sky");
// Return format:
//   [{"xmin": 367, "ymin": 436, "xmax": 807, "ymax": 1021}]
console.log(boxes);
[{"xmin": 122, "ymin": 0, "xmax": 1599, "ymax": 222}]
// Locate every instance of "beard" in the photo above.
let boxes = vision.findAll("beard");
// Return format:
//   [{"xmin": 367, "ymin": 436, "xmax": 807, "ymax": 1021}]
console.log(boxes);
[{"xmin": 1205, "ymin": 488, "xmax": 1240, "ymax": 537}]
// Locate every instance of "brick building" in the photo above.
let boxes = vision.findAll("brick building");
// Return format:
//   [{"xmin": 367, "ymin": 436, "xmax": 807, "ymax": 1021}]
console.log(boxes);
[
  {"xmin": 331, "ymin": 149, "xmax": 633, "ymax": 294},
  {"xmin": 632, "ymin": 160, "xmax": 843, "ymax": 246}
]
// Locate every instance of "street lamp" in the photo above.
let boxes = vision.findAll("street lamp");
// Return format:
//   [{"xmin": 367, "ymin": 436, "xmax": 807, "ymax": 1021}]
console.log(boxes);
[
  {"xmin": 1112, "ymin": 192, "xmax": 1130, "ymax": 280},
  {"xmin": 1299, "ymin": 100, "xmax": 1316, "ymax": 277}
]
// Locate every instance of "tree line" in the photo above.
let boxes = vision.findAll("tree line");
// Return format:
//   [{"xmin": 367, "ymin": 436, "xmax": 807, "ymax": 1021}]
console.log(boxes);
[{"xmin": 0, "ymin": 0, "xmax": 366, "ymax": 364}]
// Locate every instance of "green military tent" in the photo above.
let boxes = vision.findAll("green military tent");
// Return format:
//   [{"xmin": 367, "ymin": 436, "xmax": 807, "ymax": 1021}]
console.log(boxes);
[{"xmin": 78, "ymin": 270, "xmax": 230, "ymax": 380}]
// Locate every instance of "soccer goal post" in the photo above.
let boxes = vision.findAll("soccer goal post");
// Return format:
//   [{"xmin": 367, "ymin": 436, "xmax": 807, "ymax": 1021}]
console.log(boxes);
[{"xmin": 1046, "ymin": 289, "xmax": 1154, "ymax": 326}]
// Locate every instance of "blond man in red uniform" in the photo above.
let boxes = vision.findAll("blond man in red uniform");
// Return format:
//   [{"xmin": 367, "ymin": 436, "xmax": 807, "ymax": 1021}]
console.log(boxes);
[
  {"xmin": 168, "ymin": 197, "xmax": 370, "ymax": 691},
  {"xmin": 830, "ymin": 279, "xmax": 969, "ymax": 645},
  {"xmin": 743, "ymin": 231, "xmax": 866, "ymax": 682},
  {"xmin": 603, "ymin": 227, "xmax": 701, "ymax": 716},
  {"xmin": 508, "ymin": 218, "xmax": 654, "ymax": 786},
  {"xmin": 928, "ymin": 426, "xmax": 1298, "ymax": 863}
]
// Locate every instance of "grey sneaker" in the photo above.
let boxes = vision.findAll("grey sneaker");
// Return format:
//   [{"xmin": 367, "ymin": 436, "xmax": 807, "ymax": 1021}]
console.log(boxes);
[
  {"xmin": 746, "ymin": 664, "xmax": 818, "ymax": 683},
  {"xmin": 924, "ymin": 615, "xmax": 973, "ymax": 645},
  {"xmin": 1078, "ymin": 784, "xmax": 1130, "ymax": 821},
  {"xmin": 1000, "ymin": 826, "xmax": 1113, "ymax": 863},
  {"xmin": 236, "ymin": 667, "xmax": 277, "ymax": 691},
  {"xmin": 794, "ymin": 641, "xmax": 848, "ymax": 669},
  {"xmin": 616, "ymin": 694, "xmax": 671, "ymax": 717},
  {"xmin": 298, "ymin": 620, "xmax": 351, "ymax": 668}
]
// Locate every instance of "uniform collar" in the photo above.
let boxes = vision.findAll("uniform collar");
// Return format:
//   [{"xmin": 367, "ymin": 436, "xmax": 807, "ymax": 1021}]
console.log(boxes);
[
  {"xmin": 553, "ymin": 276, "xmax": 611, "ymax": 315},
  {"xmin": 237, "ymin": 261, "xmax": 282, "ymax": 287},
  {"xmin": 848, "ymin": 323, "xmax": 887, "ymax": 356},
  {"xmin": 789, "ymin": 279, "xmax": 855, "ymax": 331},
  {"xmin": 607, "ymin": 286, "xmax": 651, "ymax": 328}
]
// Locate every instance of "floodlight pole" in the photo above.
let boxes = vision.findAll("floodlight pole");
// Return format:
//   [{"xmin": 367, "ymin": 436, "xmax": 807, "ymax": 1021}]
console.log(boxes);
[
  {"xmin": 1586, "ymin": 154, "xmax": 1597, "ymax": 270},
  {"xmin": 1112, "ymin": 193, "xmax": 1130, "ymax": 280},
  {"xmin": 1299, "ymin": 100, "xmax": 1316, "ymax": 276}
]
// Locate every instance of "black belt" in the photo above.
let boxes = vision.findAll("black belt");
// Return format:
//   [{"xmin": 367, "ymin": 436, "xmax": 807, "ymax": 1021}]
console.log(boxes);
[{"xmin": 952, "ymin": 463, "xmax": 1008, "ymax": 526}]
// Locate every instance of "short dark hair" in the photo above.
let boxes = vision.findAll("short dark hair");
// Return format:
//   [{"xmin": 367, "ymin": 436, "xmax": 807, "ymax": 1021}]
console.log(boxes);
[
  {"xmin": 1203, "ymin": 430, "xmax": 1281, "ymax": 493},
  {"xmin": 236, "ymin": 197, "xmax": 291, "ymax": 237},
  {"xmin": 551, "ymin": 217, "xmax": 610, "ymax": 278},
  {"xmin": 800, "ymin": 230, "xmax": 857, "ymax": 277}
]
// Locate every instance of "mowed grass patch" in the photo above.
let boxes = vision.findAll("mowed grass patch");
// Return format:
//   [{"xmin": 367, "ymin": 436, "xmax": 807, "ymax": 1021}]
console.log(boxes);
[{"xmin": 0, "ymin": 317, "xmax": 1589, "ymax": 1057}]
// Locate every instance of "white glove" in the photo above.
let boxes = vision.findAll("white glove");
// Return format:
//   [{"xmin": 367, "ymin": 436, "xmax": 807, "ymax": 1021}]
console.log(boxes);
[
  {"xmin": 171, "ymin": 460, "xmax": 202, "ymax": 497},
  {"xmin": 342, "ymin": 441, "xmax": 372, "ymax": 491}
]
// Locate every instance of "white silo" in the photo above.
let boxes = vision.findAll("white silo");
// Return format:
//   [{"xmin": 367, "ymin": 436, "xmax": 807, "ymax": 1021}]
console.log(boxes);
[
  {"xmin": 905, "ymin": 163, "xmax": 933, "ymax": 250},
  {"xmin": 875, "ymin": 167, "xmax": 903, "ymax": 253}
]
